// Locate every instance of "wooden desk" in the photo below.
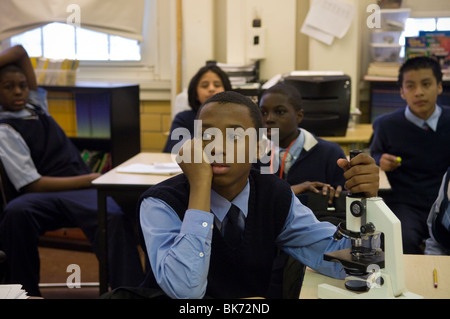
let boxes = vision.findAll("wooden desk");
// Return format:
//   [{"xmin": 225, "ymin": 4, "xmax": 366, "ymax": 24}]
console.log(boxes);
[
  {"xmin": 92, "ymin": 152, "xmax": 178, "ymax": 294},
  {"xmin": 299, "ymin": 254, "xmax": 450, "ymax": 299},
  {"xmin": 321, "ymin": 124, "xmax": 373, "ymax": 155}
]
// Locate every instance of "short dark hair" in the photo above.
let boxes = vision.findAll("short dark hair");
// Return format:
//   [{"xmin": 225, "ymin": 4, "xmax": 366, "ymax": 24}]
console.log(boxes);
[
  {"xmin": 0, "ymin": 64, "xmax": 25, "ymax": 82},
  {"xmin": 260, "ymin": 83, "xmax": 303, "ymax": 111},
  {"xmin": 187, "ymin": 64, "xmax": 232, "ymax": 112},
  {"xmin": 398, "ymin": 56, "xmax": 443, "ymax": 86},
  {"xmin": 197, "ymin": 90, "xmax": 263, "ymax": 131}
]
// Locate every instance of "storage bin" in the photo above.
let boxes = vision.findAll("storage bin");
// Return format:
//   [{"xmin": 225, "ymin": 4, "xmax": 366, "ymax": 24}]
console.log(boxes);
[
  {"xmin": 371, "ymin": 30, "xmax": 402, "ymax": 44},
  {"xmin": 380, "ymin": 8, "xmax": 411, "ymax": 30},
  {"xmin": 370, "ymin": 43, "xmax": 402, "ymax": 62},
  {"xmin": 377, "ymin": 0, "xmax": 402, "ymax": 9}
]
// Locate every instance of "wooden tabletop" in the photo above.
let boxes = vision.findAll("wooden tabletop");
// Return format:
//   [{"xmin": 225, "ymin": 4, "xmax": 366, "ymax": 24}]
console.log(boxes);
[
  {"xmin": 321, "ymin": 124, "xmax": 373, "ymax": 144},
  {"xmin": 299, "ymin": 254, "xmax": 450, "ymax": 299},
  {"xmin": 92, "ymin": 152, "xmax": 178, "ymax": 187}
]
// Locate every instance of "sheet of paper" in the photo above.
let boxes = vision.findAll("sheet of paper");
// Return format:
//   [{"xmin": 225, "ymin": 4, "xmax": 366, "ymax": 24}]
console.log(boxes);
[
  {"xmin": 0, "ymin": 284, "xmax": 28, "ymax": 299},
  {"xmin": 116, "ymin": 162, "xmax": 182, "ymax": 175},
  {"xmin": 301, "ymin": 0, "xmax": 355, "ymax": 45},
  {"xmin": 301, "ymin": 23, "xmax": 335, "ymax": 45},
  {"xmin": 290, "ymin": 70, "xmax": 344, "ymax": 76}
]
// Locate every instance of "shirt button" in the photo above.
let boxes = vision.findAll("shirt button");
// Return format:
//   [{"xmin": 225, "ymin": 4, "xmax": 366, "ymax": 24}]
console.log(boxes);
[
  {"xmin": 202, "ymin": 222, "xmax": 208, "ymax": 228},
  {"xmin": 199, "ymin": 252, "xmax": 204, "ymax": 258}
]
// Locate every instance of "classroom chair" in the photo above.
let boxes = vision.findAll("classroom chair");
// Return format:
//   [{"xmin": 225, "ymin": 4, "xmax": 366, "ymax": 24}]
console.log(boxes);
[{"xmin": 0, "ymin": 157, "xmax": 92, "ymax": 287}]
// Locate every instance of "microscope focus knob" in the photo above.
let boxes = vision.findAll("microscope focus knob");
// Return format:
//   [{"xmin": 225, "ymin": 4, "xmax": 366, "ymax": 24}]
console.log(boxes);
[
  {"xmin": 361, "ymin": 222, "xmax": 376, "ymax": 234},
  {"xmin": 350, "ymin": 200, "xmax": 365, "ymax": 217}
]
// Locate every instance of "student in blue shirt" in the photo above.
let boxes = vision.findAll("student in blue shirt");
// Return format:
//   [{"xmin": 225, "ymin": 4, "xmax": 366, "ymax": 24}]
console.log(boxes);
[
  {"xmin": 370, "ymin": 56, "xmax": 450, "ymax": 254},
  {"xmin": 139, "ymin": 91, "xmax": 380, "ymax": 299},
  {"xmin": 0, "ymin": 45, "xmax": 144, "ymax": 296}
]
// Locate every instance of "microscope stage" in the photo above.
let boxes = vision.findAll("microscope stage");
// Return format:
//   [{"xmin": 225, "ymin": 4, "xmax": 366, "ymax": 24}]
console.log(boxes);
[{"xmin": 324, "ymin": 248, "xmax": 385, "ymax": 274}]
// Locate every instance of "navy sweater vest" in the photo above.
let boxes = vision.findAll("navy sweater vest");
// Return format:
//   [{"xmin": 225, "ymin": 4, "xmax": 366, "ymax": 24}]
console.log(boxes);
[
  {"xmin": 0, "ymin": 105, "xmax": 90, "ymax": 177},
  {"xmin": 138, "ymin": 168, "xmax": 293, "ymax": 298},
  {"xmin": 372, "ymin": 106, "xmax": 450, "ymax": 210}
]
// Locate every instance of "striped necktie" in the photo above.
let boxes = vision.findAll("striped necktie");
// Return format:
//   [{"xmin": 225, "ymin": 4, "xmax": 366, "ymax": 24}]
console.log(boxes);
[{"xmin": 279, "ymin": 150, "xmax": 293, "ymax": 174}]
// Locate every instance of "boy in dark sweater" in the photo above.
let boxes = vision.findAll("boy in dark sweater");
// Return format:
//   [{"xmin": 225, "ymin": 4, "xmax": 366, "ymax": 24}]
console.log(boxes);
[
  {"xmin": 425, "ymin": 167, "xmax": 450, "ymax": 255},
  {"xmin": 370, "ymin": 56, "xmax": 450, "ymax": 254},
  {"xmin": 258, "ymin": 83, "xmax": 347, "ymax": 205},
  {"xmin": 139, "ymin": 91, "xmax": 379, "ymax": 299},
  {"xmin": 0, "ymin": 45, "xmax": 144, "ymax": 296}
]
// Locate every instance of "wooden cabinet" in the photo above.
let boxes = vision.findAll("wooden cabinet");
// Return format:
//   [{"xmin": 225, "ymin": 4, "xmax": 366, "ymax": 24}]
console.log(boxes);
[{"xmin": 40, "ymin": 82, "xmax": 141, "ymax": 169}]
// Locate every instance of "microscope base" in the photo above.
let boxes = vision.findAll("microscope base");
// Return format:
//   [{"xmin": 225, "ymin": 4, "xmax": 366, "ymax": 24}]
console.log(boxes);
[{"xmin": 318, "ymin": 273, "xmax": 423, "ymax": 299}]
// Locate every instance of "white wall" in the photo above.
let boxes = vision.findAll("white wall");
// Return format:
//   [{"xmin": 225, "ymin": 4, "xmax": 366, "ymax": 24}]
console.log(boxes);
[
  {"xmin": 308, "ymin": 0, "xmax": 365, "ymax": 112},
  {"xmin": 214, "ymin": 0, "xmax": 297, "ymax": 81},
  {"xmin": 216, "ymin": 0, "xmax": 298, "ymax": 76},
  {"xmin": 181, "ymin": 0, "xmax": 214, "ymax": 89}
]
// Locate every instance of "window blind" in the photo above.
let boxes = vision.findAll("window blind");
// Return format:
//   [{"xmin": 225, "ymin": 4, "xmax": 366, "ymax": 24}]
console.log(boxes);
[{"xmin": 0, "ymin": 0, "xmax": 146, "ymax": 41}]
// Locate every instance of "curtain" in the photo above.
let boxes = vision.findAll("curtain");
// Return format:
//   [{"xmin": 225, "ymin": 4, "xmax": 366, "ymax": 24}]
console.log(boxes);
[{"xmin": 0, "ymin": 0, "xmax": 146, "ymax": 41}]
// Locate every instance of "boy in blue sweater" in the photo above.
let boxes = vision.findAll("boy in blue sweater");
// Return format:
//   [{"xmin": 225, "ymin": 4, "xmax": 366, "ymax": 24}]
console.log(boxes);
[
  {"xmin": 0, "ymin": 45, "xmax": 144, "ymax": 296},
  {"xmin": 370, "ymin": 56, "xmax": 450, "ymax": 254},
  {"xmin": 139, "ymin": 91, "xmax": 379, "ymax": 299}
]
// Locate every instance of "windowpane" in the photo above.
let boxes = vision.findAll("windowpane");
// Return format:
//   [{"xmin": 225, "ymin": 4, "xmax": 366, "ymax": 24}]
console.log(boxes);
[
  {"xmin": 109, "ymin": 36, "xmax": 141, "ymax": 61},
  {"xmin": 10, "ymin": 28, "xmax": 42, "ymax": 57},
  {"xmin": 76, "ymin": 28, "xmax": 109, "ymax": 61},
  {"xmin": 437, "ymin": 18, "xmax": 450, "ymax": 31},
  {"xmin": 9, "ymin": 23, "xmax": 141, "ymax": 62},
  {"xmin": 42, "ymin": 23, "xmax": 75, "ymax": 59}
]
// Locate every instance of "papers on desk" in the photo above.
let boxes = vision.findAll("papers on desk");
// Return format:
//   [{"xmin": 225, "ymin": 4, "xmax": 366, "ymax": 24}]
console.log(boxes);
[
  {"xmin": 0, "ymin": 284, "xmax": 28, "ymax": 299},
  {"xmin": 116, "ymin": 162, "xmax": 182, "ymax": 175}
]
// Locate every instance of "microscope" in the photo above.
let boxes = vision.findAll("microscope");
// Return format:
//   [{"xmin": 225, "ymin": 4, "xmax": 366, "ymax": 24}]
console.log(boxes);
[{"xmin": 318, "ymin": 151, "xmax": 422, "ymax": 299}]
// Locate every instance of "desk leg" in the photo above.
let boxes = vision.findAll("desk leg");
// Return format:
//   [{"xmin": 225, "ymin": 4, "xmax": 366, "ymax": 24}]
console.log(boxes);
[{"xmin": 97, "ymin": 190, "xmax": 108, "ymax": 295}]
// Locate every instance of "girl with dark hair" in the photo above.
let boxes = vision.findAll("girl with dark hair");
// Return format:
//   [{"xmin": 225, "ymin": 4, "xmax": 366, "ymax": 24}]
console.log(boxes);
[{"xmin": 163, "ymin": 64, "xmax": 232, "ymax": 153}]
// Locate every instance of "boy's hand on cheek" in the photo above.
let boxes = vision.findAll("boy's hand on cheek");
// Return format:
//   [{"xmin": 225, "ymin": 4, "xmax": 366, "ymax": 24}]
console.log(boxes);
[
  {"xmin": 177, "ymin": 138, "xmax": 213, "ymax": 187},
  {"xmin": 177, "ymin": 138, "xmax": 213, "ymax": 212},
  {"xmin": 337, "ymin": 153, "xmax": 379, "ymax": 198}
]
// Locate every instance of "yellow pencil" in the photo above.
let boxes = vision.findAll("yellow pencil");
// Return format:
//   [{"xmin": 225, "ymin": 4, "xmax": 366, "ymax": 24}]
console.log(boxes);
[{"xmin": 433, "ymin": 268, "xmax": 438, "ymax": 288}]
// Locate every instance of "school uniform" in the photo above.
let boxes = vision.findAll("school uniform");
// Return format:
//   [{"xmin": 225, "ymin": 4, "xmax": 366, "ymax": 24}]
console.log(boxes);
[
  {"xmin": 370, "ymin": 105, "xmax": 450, "ymax": 254},
  {"xmin": 138, "ymin": 168, "xmax": 349, "ymax": 299},
  {"xmin": 162, "ymin": 109, "xmax": 197, "ymax": 153},
  {"xmin": 0, "ymin": 89, "xmax": 144, "ymax": 296},
  {"xmin": 266, "ymin": 128, "xmax": 346, "ymax": 187},
  {"xmin": 425, "ymin": 167, "xmax": 450, "ymax": 255}
]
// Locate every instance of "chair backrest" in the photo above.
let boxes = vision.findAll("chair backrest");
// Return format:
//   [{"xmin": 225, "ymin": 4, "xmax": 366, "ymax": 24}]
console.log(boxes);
[{"xmin": 0, "ymin": 158, "xmax": 20, "ymax": 209}]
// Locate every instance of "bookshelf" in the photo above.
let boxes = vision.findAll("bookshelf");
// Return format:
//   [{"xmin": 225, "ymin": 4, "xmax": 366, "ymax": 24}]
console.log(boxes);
[{"xmin": 41, "ymin": 82, "xmax": 141, "ymax": 169}]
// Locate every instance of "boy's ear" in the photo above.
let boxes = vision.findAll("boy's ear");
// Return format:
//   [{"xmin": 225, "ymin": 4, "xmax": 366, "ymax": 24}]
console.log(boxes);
[
  {"xmin": 296, "ymin": 109, "xmax": 304, "ymax": 124},
  {"xmin": 437, "ymin": 82, "xmax": 443, "ymax": 95},
  {"xmin": 400, "ymin": 88, "xmax": 406, "ymax": 101}
]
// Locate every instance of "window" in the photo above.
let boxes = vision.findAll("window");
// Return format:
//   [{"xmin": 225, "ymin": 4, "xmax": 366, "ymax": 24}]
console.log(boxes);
[
  {"xmin": 399, "ymin": 17, "xmax": 450, "ymax": 58},
  {"xmin": 10, "ymin": 22, "xmax": 141, "ymax": 61}
]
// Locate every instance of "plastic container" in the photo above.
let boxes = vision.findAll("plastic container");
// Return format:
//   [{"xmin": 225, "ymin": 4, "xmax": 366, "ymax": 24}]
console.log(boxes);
[
  {"xmin": 371, "ymin": 30, "xmax": 402, "ymax": 44},
  {"xmin": 370, "ymin": 43, "xmax": 402, "ymax": 62},
  {"xmin": 377, "ymin": 0, "xmax": 402, "ymax": 9},
  {"xmin": 380, "ymin": 8, "xmax": 411, "ymax": 30},
  {"xmin": 35, "ymin": 69, "xmax": 77, "ymax": 86}
]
